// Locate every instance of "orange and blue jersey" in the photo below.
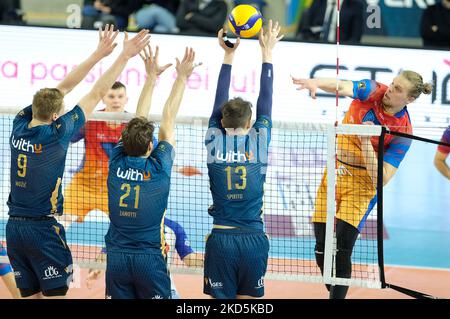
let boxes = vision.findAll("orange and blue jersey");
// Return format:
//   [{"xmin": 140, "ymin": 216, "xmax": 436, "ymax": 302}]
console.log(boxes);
[
  {"xmin": 71, "ymin": 109, "xmax": 126, "ymax": 176},
  {"xmin": 437, "ymin": 126, "xmax": 450, "ymax": 155},
  {"xmin": 340, "ymin": 79, "xmax": 413, "ymax": 168}
]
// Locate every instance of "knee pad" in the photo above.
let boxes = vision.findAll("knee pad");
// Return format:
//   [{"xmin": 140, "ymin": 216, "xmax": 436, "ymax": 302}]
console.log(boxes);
[
  {"xmin": 335, "ymin": 248, "xmax": 353, "ymax": 278},
  {"xmin": 42, "ymin": 286, "xmax": 69, "ymax": 297}
]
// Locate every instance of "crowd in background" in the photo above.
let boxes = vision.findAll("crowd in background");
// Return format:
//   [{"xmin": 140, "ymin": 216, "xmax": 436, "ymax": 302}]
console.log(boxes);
[{"xmin": 0, "ymin": 0, "xmax": 449, "ymax": 49}]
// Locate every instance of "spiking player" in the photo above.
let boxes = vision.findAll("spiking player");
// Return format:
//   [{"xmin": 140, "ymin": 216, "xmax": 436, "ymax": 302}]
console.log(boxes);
[
  {"xmin": 203, "ymin": 20, "xmax": 283, "ymax": 299},
  {"xmin": 6, "ymin": 25, "xmax": 150, "ymax": 299},
  {"xmin": 104, "ymin": 46, "xmax": 198, "ymax": 299},
  {"xmin": 434, "ymin": 126, "xmax": 450, "ymax": 179},
  {"xmin": 292, "ymin": 71, "xmax": 433, "ymax": 298}
]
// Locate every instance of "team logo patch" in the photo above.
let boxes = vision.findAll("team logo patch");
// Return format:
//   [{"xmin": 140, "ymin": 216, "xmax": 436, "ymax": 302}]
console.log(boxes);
[
  {"xmin": 358, "ymin": 81, "xmax": 366, "ymax": 90},
  {"xmin": 71, "ymin": 113, "xmax": 79, "ymax": 122}
]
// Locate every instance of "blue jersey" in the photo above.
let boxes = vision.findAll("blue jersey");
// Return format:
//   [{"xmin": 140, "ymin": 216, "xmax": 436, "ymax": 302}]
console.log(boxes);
[
  {"xmin": 205, "ymin": 117, "xmax": 271, "ymax": 230},
  {"xmin": 205, "ymin": 63, "xmax": 273, "ymax": 231},
  {"xmin": 7, "ymin": 105, "xmax": 86, "ymax": 217},
  {"xmin": 105, "ymin": 141, "xmax": 174, "ymax": 254}
]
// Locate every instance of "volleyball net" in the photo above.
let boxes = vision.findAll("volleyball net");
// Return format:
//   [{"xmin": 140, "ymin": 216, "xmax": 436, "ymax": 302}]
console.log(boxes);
[{"xmin": 0, "ymin": 109, "xmax": 385, "ymax": 289}]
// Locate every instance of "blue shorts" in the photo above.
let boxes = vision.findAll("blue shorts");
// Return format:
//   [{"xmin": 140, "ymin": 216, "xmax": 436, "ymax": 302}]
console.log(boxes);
[
  {"xmin": 0, "ymin": 243, "xmax": 13, "ymax": 276},
  {"xmin": 106, "ymin": 251, "xmax": 171, "ymax": 299},
  {"xmin": 204, "ymin": 228, "xmax": 270, "ymax": 299},
  {"xmin": 5, "ymin": 217, "xmax": 73, "ymax": 293}
]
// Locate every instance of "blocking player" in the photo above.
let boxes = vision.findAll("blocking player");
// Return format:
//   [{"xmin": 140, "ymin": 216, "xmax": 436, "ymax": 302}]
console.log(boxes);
[
  {"xmin": 6, "ymin": 25, "xmax": 150, "ymax": 299},
  {"xmin": 104, "ymin": 46, "xmax": 197, "ymax": 298},
  {"xmin": 203, "ymin": 20, "xmax": 283, "ymax": 299}
]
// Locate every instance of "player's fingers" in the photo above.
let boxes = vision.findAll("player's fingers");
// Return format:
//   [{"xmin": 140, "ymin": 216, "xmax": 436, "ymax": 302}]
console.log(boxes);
[
  {"xmin": 154, "ymin": 45, "xmax": 159, "ymax": 60},
  {"xmin": 111, "ymin": 30, "xmax": 119, "ymax": 42},
  {"xmin": 234, "ymin": 37, "xmax": 241, "ymax": 49},
  {"xmin": 190, "ymin": 48, "xmax": 195, "ymax": 63},
  {"xmin": 109, "ymin": 24, "xmax": 114, "ymax": 36},
  {"xmin": 160, "ymin": 63, "xmax": 172, "ymax": 73}
]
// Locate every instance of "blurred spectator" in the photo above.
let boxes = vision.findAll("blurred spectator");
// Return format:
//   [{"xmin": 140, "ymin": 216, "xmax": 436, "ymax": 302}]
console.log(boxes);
[
  {"xmin": 82, "ymin": 0, "xmax": 143, "ymax": 30},
  {"xmin": 0, "ymin": 0, "xmax": 24, "ymax": 25},
  {"xmin": 135, "ymin": 0, "xmax": 180, "ymax": 33},
  {"xmin": 233, "ymin": 0, "xmax": 266, "ymax": 12},
  {"xmin": 176, "ymin": 0, "xmax": 228, "ymax": 36},
  {"xmin": 297, "ymin": 0, "xmax": 364, "ymax": 44},
  {"xmin": 420, "ymin": 0, "xmax": 450, "ymax": 48}
]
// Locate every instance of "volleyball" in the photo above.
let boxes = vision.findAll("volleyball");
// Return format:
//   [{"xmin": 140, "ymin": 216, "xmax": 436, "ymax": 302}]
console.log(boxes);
[{"xmin": 228, "ymin": 4, "xmax": 263, "ymax": 38}]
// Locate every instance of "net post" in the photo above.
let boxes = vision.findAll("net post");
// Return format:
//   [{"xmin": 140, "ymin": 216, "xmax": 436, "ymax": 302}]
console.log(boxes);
[
  {"xmin": 377, "ymin": 126, "xmax": 386, "ymax": 288},
  {"xmin": 323, "ymin": 124, "xmax": 337, "ymax": 286}
]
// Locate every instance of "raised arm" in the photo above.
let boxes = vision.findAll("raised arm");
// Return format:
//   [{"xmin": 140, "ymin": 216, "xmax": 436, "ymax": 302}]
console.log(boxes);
[
  {"xmin": 360, "ymin": 134, "xmax": 398, "ymax": 187},
  {"xmin": 159, "ymin": 48, "xmax": 198, "ymax": 146},
  {"xmin": 210, "ymin": 29, "xmax": 241, "ymax": 121},
  {"xmin": 434, "ymin": 151, "xmax": 450, "ymax": 180},
  {"xmin": 256, "ymin": 20, "xmax": 283, "ymax": 119},
  {"xmin": 56, "ymin": 25, "xmax": 119, "ymax": 96},
  {"xmin": 136, "ymin": 45, "xmax": 172, "ymax": 118},
  {"xmin": 291, "ymin": 77, "xmax": 354, "ymax": 99},
  {"xmin": 77, "ymin": 30, "xmax": 150, "ymax": 118}
]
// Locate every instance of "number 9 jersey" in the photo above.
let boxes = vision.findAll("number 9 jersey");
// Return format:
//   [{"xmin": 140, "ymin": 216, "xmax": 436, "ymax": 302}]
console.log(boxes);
[{"xmin": 8, "ymin": 105, "xmax": 86, "ymax": 217}]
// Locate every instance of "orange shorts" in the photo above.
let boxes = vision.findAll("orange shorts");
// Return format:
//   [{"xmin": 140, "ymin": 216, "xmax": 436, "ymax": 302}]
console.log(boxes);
[
  {"xmin": 312, "ymin": 161, "xmax": 377, "ymax": 231},
  {"xmin": 63, "ymin": 171, "xmax": 109, "ymax": 223}
]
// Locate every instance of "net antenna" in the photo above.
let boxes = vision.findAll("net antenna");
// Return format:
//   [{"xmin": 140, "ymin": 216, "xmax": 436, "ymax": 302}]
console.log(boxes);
[{"xmin": 322, "ymin": 0, "xmax": 341, "ymax": 288}]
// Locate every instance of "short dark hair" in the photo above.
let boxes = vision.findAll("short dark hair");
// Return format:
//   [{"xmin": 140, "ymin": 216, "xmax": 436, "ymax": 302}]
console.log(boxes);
[
  {"xmin": 221, "ymin": 97, "xmax": 252, "ymax": 129},
  {"xmin": 121, "ymin": 117, "xmax": 155, "ymax": 157},
  {"xmin": 111, "ymin": 81, "xmax": 126, "ymax": 91}
]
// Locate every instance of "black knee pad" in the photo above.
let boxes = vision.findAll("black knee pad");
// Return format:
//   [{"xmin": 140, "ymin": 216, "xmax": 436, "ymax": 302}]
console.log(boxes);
[
  {"xmin": 335, "ymin": 248, "xmax": 353, "ymax": 278},
  {"xmin": 313, "ymin": 222, "xmax": 326, "ymax": 252},
  {"xmin": 42, "ymin": 286, "xmax": 69, "ymax": 297},
  {"xmin": 20, "ymin": 288, "xmax": 41, "ymax": 298}
]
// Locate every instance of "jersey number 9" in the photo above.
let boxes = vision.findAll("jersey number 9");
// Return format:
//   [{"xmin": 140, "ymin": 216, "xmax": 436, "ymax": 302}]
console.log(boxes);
[{"xmin": 17, "ymin": 154, "xmax": 27, "ymax": 178}]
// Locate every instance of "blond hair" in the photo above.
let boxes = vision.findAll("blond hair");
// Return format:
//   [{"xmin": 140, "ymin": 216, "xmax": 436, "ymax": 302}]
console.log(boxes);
[
  {"xmin": 401, "ymin": 70, "xmax": 433, "ymax": 98},
  {"xmin": 32, "ymin": 88, "xmax": 64, "ymax": 121}
]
